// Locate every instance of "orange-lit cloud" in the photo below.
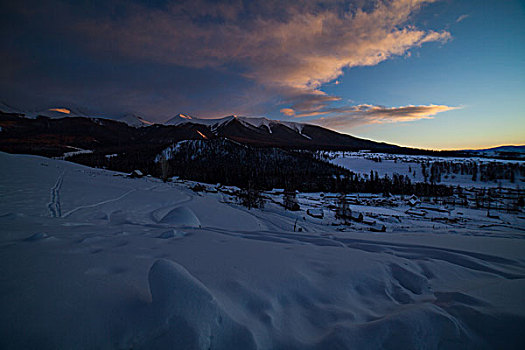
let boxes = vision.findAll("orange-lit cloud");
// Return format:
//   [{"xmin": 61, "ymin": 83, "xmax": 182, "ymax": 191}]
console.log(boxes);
[
  {"xmin": 280, "ymin": 108, "xmax": 295, "ymax": 116},
  {"xmin": 305, "ymin": 104, "xmax": 459, "ymax": 129},
  {"xmin": 76, "ymin": 0, "xmax": 450, "ymax": 112}
]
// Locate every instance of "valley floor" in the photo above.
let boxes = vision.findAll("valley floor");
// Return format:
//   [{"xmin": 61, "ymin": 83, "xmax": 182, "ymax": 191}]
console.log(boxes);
[{"xmin": 1, "ymin": 152, "xmax": 524, "ymax": 349}]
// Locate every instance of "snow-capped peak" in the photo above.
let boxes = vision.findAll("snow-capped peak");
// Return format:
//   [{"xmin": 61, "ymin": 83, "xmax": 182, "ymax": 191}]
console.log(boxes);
[
  {"xmin": 48, "ymin": 108, "xmax": 71, "ymax": 114},
  {"xmin": 237, "ymin": 116, "xmax": 306, "ymax": 135},
  {"xmin": 164, "ymin": 113, "xmax": 196, "ymax": 126},
  {"xmin": 0, "ymin": 102, "xmax": 23, "ymax": 114},
  {"xmin": 23, "ymin": 107, "xmax": 87, "ymax": 119},
  {"xmin": 116, "ymin": 113, "xmax": 154, "ymax": 127},
  {"xmin": 161, "ymin": 114, "xmax": 311, "ymax": 137},
  {"xmin": 164, "ymin": 114, "xmax": 236, "ymax": 128}
]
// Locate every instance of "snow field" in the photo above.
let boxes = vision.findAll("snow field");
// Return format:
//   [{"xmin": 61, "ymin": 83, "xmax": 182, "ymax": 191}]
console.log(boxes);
[
  {"xmin": 328, "ymin": 151, "xmax": 524, "ymax": 189},
  {"xmin": 1, "ymin": 152, "xmax": 524, "ymax": 349}
]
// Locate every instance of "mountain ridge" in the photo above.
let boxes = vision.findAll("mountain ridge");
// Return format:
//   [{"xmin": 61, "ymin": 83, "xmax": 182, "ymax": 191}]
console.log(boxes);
[
  {"xmin": 468, "ymin": 145, "xmax": 525, "ymax": 153},
  {"xmin": 0, "ymin": 106, "xmax": 477, "ymax": 157},
  {"xmin": 0, "ymin": 106, "xmax": 405, "ymax": 152}
]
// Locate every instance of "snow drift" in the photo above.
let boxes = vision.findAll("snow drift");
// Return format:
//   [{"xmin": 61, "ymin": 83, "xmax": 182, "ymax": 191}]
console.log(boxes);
[
  {"xmin": 144, "ymin": 259, "xmax": 256, "ymax": 349},
  {"xmin": 0, "ymin": 151, "xmax": 524, "ymax": 349},
  {"xmin": 156, "ymin": 206, "xmax": 201, "ymax": 228}
]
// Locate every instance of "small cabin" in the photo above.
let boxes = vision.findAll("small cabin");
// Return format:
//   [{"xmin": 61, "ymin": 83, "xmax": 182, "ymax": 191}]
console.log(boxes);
[
  {"xmin": 307, "ymin": 208, "xmax": 324, "ymax": 219},
  {"xmin": 127, "ymin": 170, "xmax": 144, "ymax": 178}
]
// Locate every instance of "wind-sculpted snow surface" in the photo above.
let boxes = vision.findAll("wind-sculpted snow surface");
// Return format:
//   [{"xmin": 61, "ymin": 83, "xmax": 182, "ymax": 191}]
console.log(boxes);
[
  {"xmin": 0, "ymin": 151, "xmax": 524, "ymax": 349},
  {"xmin": 144, "ymin": 259, "xmax": 256, "ymax": 349}
]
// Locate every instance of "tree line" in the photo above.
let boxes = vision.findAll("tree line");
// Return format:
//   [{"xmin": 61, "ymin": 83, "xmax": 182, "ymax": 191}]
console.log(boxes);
[{"xmin": 68, "ymin": 138, "xmax": 456, "ymax": 197}]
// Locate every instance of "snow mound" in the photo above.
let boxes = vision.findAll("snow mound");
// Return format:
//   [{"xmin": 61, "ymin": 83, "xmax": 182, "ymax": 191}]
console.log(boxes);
[
  {"xmin": 24, "ymin": 232, "xmax": 50, "ymax": 241},
  {"xmin": 109, "ymin": 210, "xmax": 132, "ymax": 225},
  {"xmin": 146, "ymin": 259, "xmax": 256, "ymax": 349},
  {"xmin": 158, "ymin": 229, "xmax": 187, "ymax": 239},
  {"xmin": 157, "ymin": 206, "xmax": 201, "ymax": 227}
]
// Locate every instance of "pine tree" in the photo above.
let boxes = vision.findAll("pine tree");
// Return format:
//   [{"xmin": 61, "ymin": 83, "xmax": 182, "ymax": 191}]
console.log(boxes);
[
  {"xmin": 283, "ymin": 191, "xmax": 300, "ymax": 211},
  {"xmin": 238, "ymin": 183, "xmax": 265, "ymax": 210},
  {"xmin": 160, "ymin": 154, "xmax": 170, "ymax": 182}
]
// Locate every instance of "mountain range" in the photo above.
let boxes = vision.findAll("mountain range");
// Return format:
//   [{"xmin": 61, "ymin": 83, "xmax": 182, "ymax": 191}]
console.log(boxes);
[
  {"xmin": 0, "ymin": 106, "xmax": 407, "ymax": 155},
  {"xmin": 3, "ymin": 105, "xmax": 520, "ymax": 159},
  {"xmin": 466, "ymin": 145, "xmax": 525, "ymax": 156}
]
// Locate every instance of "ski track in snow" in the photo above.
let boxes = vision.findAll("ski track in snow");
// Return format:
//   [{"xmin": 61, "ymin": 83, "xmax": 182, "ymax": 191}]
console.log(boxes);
[
  {"xmin": 48, "ymin": 170, "xmax": 65, "ymax": 218},
  {"xmin": 61, "ymin": 188, "xmax": 138, "ymax": 218}
]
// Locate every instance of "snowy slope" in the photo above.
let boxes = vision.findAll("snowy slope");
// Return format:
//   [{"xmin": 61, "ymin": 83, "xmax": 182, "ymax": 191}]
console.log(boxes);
[
  {"xmin": 164, "ymin": 113, "xmax": 195, "ymax": 125},
  {"xmin": 1, "ymin": 152, "xmax": 525, "ymax": 349},
  {"xmin": 6, "ymin": 106, "xmax": 88, "ymax": 119},
  {"xmin": 164, "ymin": 114, "xmax": 235, "ymax": 127},
  {"xmin": 237, "ymin": 116, "xmax": 306, "ymax": 134},
  {"xmin": 116, "ymin": 113, "xmax": 155, "ymax": 127},
  {"xmin": 470, "ymin": 145, "xmax": 525, "ymax": 154},
  {"xmin": 0, "ymin": 102, "xmax": 23, "ymax": 114},
  {"xmin": 163, "ymin": 114, "xmax": 308, "ymax": 134},
  {"xmin": 467, "ymin": 145, "xmax": 525, "ymax": 159},
  {"xmin": 329, "ymin": 151, "xmax": 524, "ymax": 189},
  {"xmin": 0, "ymin": 104, "xmax": 155, "ymax": 127}
]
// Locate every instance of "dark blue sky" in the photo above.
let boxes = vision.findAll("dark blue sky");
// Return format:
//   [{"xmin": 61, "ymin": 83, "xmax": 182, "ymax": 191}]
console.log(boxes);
[{"xmin": 1, "ymin": 0, "xmax": 524, "ymax": 149}]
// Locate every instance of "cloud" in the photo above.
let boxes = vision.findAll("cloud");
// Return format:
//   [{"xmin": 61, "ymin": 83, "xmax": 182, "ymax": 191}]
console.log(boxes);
[
  {"xmin": 456, "ymin": 14, "xmax": 470, "ymax": 23},
  {"xmin": 2, "ymin": 0, "xmax": 453, "ymax": 120},
  {"xmin": 304, "ymin": 104, "xmax": 459, "ymax": 128},
  {"xmin": 285, "ymin": 90, "xmax": 342, "ymax": 112},
  {"xmin": 280, "ymin": 108, "xmax": 295, "ymax": 116},
  {"xmin": 73, "ymin": 0, "xmax": 450, "ymax": 110}
]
